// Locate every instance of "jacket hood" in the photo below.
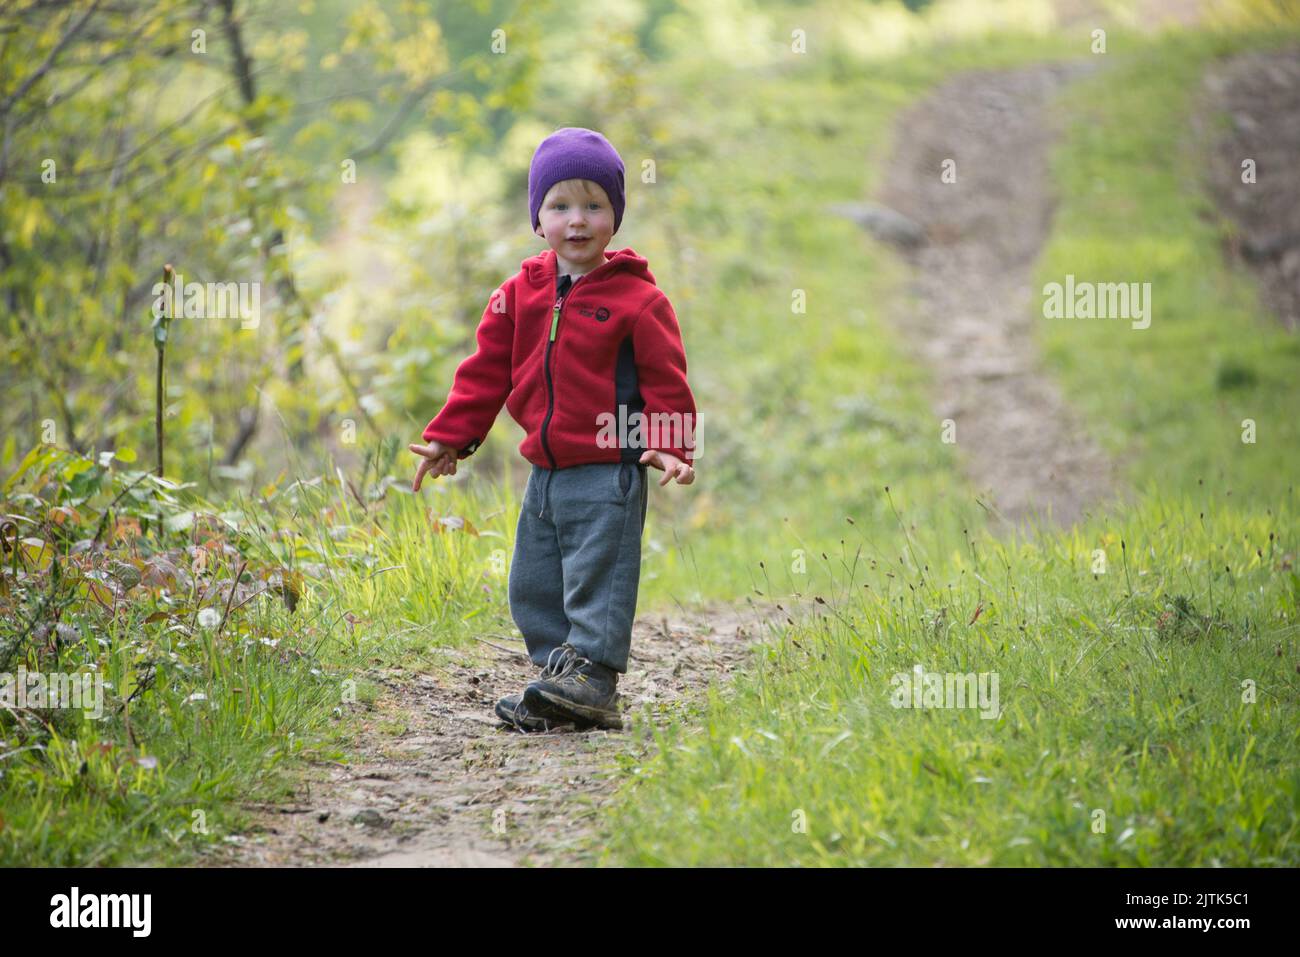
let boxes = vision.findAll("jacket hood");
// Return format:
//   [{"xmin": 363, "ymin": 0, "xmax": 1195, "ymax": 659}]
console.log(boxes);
[{"xmin": 520, "ymin": 246, "xmax": 656, "ymax": 288}]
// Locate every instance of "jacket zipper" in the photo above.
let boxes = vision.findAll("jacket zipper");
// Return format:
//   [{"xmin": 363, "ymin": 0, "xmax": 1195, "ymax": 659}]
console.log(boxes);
[{"xmin": 540, "ymin": 273, "xmax": 582, "ymax": 473}]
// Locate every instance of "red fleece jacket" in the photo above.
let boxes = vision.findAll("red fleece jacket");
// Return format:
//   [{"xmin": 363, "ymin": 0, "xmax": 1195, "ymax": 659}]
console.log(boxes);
[{"xmin": 421, "ymin": 246, "xmax": 697, "ymax": 470}]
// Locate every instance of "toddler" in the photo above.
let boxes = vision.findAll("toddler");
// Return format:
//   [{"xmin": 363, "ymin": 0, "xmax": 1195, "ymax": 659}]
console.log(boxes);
[{"xmin": 410, "ymin": 127, "xmax": 697, "ymax": 731}]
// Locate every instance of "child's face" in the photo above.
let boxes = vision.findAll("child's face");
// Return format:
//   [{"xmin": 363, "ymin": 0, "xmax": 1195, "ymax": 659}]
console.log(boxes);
[{"xmin": 534, "ymin": 179, "xmax": 615, "ymax": 274}]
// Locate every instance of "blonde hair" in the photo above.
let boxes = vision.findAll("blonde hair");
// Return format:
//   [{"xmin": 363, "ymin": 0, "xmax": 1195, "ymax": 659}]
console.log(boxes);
[{"xmin": 542, "ymin": 178, "xmax": 610, "ymax": 205}]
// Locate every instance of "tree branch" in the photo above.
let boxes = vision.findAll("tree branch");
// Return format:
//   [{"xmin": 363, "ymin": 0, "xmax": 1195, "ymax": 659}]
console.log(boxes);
[{"xmin": 0, "ymin": 0, "xmax": 102, "ymax": 118}]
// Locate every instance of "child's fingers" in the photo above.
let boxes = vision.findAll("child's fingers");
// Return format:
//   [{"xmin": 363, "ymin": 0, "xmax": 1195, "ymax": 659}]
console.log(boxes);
[
  {"xmin": 409, "ymin": 442, "xmax": 447, "ymax": 460},
  {"xmin": 676, "ymin": 464, "xmax": 695, "ymax": 485},
  {"xmin": 412, "ymin": 456, "xmax": 434, "ymax": 491},
  {"xmin": 415, "ymin": 451, "xmax": 461, "ymax": 489}
]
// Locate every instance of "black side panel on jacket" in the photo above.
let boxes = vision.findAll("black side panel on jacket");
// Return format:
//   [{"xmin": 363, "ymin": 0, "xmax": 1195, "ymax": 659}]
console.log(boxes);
[{"xmin": 614, "ymin": 334, "xmax": 645, "ymax": 464}]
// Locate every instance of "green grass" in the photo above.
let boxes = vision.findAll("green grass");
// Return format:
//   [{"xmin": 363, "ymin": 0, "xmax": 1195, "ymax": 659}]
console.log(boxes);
[
  {"xmin": 0, "ymin": 444, "xmax": 520, "ymax": 864},
  {"xmin": 597, "ymin": 25, "xmax": 1300, "ymax": 866},
  {"xmin": 1036, "ymin": 27, "xmax": 1300, "ymax": 499},
  {"xmin": 605, "ymin": 494, "xmax": 1299, "ymax": 865}
]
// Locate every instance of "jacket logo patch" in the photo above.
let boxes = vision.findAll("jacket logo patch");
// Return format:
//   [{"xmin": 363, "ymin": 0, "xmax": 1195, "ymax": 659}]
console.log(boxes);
[{"xmin": 578, "ymin": 305, "xmax": 612, "ymax": 322}]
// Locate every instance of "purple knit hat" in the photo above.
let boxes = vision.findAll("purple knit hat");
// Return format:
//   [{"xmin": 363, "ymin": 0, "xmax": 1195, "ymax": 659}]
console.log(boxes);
[{"xmin": 528, "ymin": 127, "xmax": 626, "ymax": 235}]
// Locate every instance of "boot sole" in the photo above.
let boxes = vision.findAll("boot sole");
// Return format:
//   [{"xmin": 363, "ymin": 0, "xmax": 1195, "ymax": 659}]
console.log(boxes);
[
  {"xmin": 495, "ymin": 697, "xmax": 580, "ymax": 732},
  {"xmin": 523, "ymin": 686, "xmax": 623, "ymax": 730}
]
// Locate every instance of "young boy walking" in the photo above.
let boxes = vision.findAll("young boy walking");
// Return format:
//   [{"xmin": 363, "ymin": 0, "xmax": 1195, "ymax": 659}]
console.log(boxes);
[{"xmin": 409, "ymin": 127, "xmax": 697, "ymax": 732}]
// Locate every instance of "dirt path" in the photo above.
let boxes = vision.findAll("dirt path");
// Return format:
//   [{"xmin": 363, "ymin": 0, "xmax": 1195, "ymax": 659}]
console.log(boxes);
[
  {"xmin": 205, "ymin": 597, "xmax": 800, "ymax": 867},
  {"xmin": 863, "ymin": 62, "xmax": 1121, "ymax": 528},
  {"xmin": 1198, "ymin": 46, "xmax": 1300, "ymax": 333}
]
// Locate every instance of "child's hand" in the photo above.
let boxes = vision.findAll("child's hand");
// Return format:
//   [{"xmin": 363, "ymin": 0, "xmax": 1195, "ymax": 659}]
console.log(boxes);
[
  {"xmin": 410, "ymin": 441, "xmax": 457, "ymax": 491},
  {"xmin": 639, "ymin": 449, "xmax": 695, "ymax": 486}
]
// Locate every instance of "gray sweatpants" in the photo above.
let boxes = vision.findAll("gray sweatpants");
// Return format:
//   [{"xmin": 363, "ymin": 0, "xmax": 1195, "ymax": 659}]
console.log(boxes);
[{"xmin": 508, "ymin": 461, "xmax": 648, "ymax": 674}]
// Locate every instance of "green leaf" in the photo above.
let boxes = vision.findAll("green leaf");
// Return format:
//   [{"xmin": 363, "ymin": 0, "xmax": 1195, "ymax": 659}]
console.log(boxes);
[
  {"xmin": 20, "ymin": 537, "xmax": 53, "ymax": 571},
  {"xmin": 163, "ymin": 510, "xmax": 195, "ymax": 533},
  {"xmin": 4, "ymin": 445, "xmax": 55, "ymax": 493},
  {"xmin": 68, "ymin": 465, "xmax": 104, "ymax": 500},
  {"xmin": 62, "ymin": 458, "xmax": 95, "ymax": 480}
]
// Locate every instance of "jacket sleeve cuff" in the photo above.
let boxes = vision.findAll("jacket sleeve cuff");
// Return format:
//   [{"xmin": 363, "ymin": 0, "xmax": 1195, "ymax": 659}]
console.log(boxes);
[{"xmin": 422, "ymin": 423, "xmax": 483, "ymax": 459}]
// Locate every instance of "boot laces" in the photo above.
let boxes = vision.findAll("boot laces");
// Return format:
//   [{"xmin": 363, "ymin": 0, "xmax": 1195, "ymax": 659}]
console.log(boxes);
[
  {"xmin": 510, "ymin": 698, "xmax": 541, "ymax": 732},
  {"xmin": 543, "ymin": 643, "xmax": 590, "ymax": 683},
  {"xmin": 509, "ymin": 645, "xmax": 590, "ymax": 732}
]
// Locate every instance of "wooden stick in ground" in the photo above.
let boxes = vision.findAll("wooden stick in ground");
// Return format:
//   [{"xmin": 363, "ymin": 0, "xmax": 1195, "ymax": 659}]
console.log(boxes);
[{"xmin": 155, "ymin": 263, "xmax": 174, "ymax": 477}]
